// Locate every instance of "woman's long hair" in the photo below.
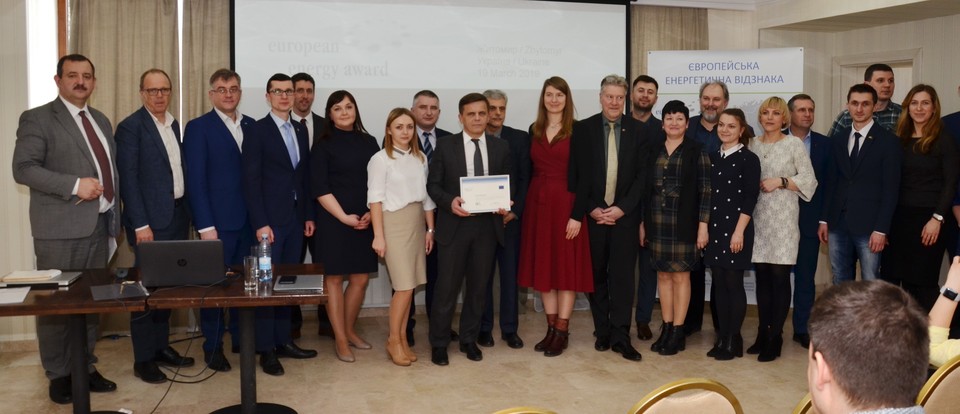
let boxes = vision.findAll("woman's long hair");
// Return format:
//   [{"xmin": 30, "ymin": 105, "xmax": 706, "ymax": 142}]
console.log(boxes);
[
  {"xmin": 531, "ymin": 76, "xmax": 575, "ymax": 142},
  {"xmin": 382, "ymin": 107, "xmax": 424, "ymax": 162},
  {"xmin": 895, "ymin": 84, "xmax": 943, "ymax": 154}
]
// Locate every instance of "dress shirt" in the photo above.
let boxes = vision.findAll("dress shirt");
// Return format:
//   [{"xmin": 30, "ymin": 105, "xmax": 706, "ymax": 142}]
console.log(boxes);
[
  {"xmin": 417, "ymin": 126, "xmax": 438, "ymax": 150},
  {"xmin": 848, "ymin": 120, "xmax": 875, "ymax": 155},
  {"xmin": 719, "ymin": 143, "xmax": 744, "ymax": 158},
  {"xmin": 789, "ymin": 128, "xmax": 812, "ymax": 155},
  {"xmin": 215, "ymin": 107, "xmax": 245, "ymax": 150},
  {"xmin": 602, "ymin": 116, "xmax": 622, "ymax": 169},
  {"xmin": 60, "ymin": 96, "xmax": 115, "ymax": 213},
  {"xmin": 150, "ymin": 111, "xmax": 185, "ymax": 199},
  {"xmin": 366, "ymin": 147, "xmax": 436, "ymax": 212},
  {"xmin": 290, "ymin": 111, "xmax": 315, "ymax": 149},
  {"xmin": 463, "ymin": 132, "xmax": 489, "ymax": 177}
]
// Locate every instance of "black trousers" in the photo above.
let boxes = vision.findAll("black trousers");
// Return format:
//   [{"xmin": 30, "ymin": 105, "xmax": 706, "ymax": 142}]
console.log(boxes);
[{"xmin": 586, "ymin": 220, "xmax": 638, "ymax": 346}]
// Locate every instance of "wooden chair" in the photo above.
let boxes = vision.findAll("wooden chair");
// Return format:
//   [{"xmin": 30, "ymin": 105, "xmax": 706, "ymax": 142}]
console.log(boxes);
[
  {"xmin": 491, "ymin": 407, "xmax": 557, "ymax": 414},
  {"xmin": 917, "ymin": 354, "xmax": 960, "ymax": 413},
  {"xmin": 628, "ymin": 378, "xmax": 743, "ymax": 414},
  {"xmin": 791, "ymin": 392, "xmax": 816, "ymax": 414}
]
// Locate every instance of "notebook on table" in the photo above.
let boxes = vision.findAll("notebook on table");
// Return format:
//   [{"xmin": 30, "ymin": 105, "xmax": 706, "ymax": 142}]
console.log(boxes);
[
  {"xmin": 273, "ymin": 274, "xmax": 324, "ymax": 293},
  {"xmin": 0, "ymin": 270, "xmax": 82, "ymax": 288},
  {"xmin": 138, "ymin": 240, "xmax": 226, "ymax": 288}
]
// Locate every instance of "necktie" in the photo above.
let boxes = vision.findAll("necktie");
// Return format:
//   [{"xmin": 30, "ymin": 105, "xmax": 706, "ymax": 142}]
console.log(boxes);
[
  {"xmin": 282, "ymin": 123, "xmax": 299, "ymax": 167},
  {"xmin": 422, "ymin": 132, "xmax": 433, "ymax": 162},
  {"xmin": 79, "ymin": 110, "xmax": 114, "ymax": 202},
  {"xmin": 850, "ymin": 131, "xmax": 862, "ymax": 161},
  {"xmin": 299, "ymin": 117, "xmax": 310, "ymax": 150},
  {"xmin": 471, "ymin": 138, "xmax": 484, "ymax": 176},
  {"xmin": 604, "ymin": 122, "xmax": 618, "ymax": 206}
]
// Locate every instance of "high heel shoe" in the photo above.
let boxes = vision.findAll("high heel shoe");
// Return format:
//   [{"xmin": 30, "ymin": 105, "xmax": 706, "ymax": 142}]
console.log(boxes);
[
  {"xmin": 535, "ymin": 314, "xmax": 558, "ymax": 352},
  {"xmin": 543, "ymin": 318, "xmax": 569, "ymax": 357},
  {"xmin": 713, "ymin": 335, "xmax": 735, "ymax": 361},
  {"xmin": 335, "ymin": 342, "xmax": 355, "ymax": 363},
  {"xmin": 651, "ymin": 322, "xmax": 672, "ymax": 353},
  {"xmin": 758, "ymin": 330, "xmax": 783, "ymax": 362},
  {"xmin": 348, "ymin": 338, "xmax": 373, "ymax": 350},
  {"xmin": 746, "ymin": 325, "xmax": 768, "ymax": 355},
  {"xmin": 386, "ymin": 339, "xmax": 411, "ymax": 366},
  {"xmin": 659, "ymin": 324, "xmax": 686, "ymax": 356}
]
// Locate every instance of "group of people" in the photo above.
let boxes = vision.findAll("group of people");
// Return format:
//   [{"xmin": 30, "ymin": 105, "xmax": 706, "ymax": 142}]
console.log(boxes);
[{"xmin": 12, "ymin": 53, "xmax": 960, "ymax": 408}]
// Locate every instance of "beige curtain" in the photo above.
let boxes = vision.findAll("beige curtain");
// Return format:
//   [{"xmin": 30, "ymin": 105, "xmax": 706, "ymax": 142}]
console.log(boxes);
[
  {"xmin": 182, "ymin": 0, "xmax": 231, "ymax": 122},
  {"xmin": 630, "ymin": 5, "xmax": 708, "ymax": 80}
]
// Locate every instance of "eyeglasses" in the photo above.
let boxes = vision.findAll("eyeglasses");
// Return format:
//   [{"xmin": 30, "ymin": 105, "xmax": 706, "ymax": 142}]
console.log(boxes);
[
  {"xmin": 142, "ymin": 88, "xmax": 172, "ymax": 96},
  {"xmin": 269, "ymin": 89, "xmax": 296, "ymax": 97},
  {"xmin": 212, "ymin": 87, "xmax": 241, "ymax": 95}
]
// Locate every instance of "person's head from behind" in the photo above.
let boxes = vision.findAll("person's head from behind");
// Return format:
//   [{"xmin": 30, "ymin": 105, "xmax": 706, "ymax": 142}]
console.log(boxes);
[{"xmin": 807, "ymin": 281, "xmax": 928, "ymax": 414}]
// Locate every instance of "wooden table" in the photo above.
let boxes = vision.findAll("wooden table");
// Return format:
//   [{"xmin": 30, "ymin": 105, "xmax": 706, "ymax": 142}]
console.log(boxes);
[
  {"xmin": 146, "ymin": 264, "xmax": 326, "ymax": 414},
  {"xmin": 0, "ymin": 269, "xmax": 144, "ymax": 414}
]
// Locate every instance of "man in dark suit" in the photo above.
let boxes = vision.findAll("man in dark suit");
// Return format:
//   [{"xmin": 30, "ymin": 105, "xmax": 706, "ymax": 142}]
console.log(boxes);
[
  {"xmin": 410, "ymin": 89, "xmax": 455, "ymax": 345},
  {"xmin": 289, "ymin": 72, "xmax": 329, "ymax": 338},
  {"xmin": 785, "ymin": 94, "xmax": 830, "ymax": 349},
  {"xmin": 184, "ymin": 68, "xmax": 256, "ymax": 372},
  {"xmin": 116, "ymin": 69, "xmax": 195, "ymax": 383},
  {"xmin": 819, "ymin": 84, "xmax": 901, "ymax": 284},
  {"xmin": 241, "ymin": 73, "xmax": 318, "ymax": 375},
  {"xmin": 570, "ymin": 75, "xmax": 647, "ymax": 361},
  {"xmin": 477, "ymin": 89, "xmax": 530, "ymax": 349},
  {"xmin": 630, "ymin": 75, "xmax": 661, "ymax": 341},
  {"xmin": 12, "ymin": 54, "xmax": 118, "ymax": 404},
  {"xmin": 426, "ymin": 93, "xmax": 514, "ymax": 365}
]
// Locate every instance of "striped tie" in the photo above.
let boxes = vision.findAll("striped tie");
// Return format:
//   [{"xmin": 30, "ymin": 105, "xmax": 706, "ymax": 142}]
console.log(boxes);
[{"xmin": 422, "ymin": 132, "xmax": 433, "ymax": 162}]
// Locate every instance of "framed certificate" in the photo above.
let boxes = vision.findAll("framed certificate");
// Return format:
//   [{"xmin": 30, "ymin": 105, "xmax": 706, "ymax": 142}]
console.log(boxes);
[{"xmin": 459, "ymin": 174, "xmax": 511, "ymax": 214}]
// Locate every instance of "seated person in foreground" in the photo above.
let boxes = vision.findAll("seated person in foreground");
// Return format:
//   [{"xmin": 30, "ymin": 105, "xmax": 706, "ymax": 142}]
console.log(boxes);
[{"xmin": 929, "ymin": 256, "xmax": 960, "ymax": 367}]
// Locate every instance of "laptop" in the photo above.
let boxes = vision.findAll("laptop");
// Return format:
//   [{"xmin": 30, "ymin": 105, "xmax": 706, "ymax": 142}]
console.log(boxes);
[
  {"xmin": 0, "ymin": 271, "xmax": 82, "ymax": 288},
  {"xmin": 139, "ymin": 240, "xmax": 226, "ymax": 288},
  {"xmin": 273, "ymin": 274, "xmax": 324, "ymax": 293}
]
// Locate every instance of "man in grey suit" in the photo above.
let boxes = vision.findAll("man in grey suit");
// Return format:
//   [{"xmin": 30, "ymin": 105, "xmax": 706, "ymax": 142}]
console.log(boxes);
[{"xmin": 12, "ymin": 54, "xmax": 119, "ymax": 404}]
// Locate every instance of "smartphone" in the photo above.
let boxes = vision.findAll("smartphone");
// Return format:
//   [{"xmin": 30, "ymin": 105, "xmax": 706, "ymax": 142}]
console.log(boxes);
[{"xmin": 277, "ymin": 275, "xmax": 298, "ymax": 285}]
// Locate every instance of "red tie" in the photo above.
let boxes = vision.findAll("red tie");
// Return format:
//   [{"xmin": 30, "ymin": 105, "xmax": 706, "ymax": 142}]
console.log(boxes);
[{"xmin": 79, "ymin": 110, "xmax": 114, "ymax": 202}]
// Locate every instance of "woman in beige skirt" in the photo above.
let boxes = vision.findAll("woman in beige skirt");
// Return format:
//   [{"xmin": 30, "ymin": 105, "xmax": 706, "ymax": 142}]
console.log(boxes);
[{"xmin": 367, "ymin": 108, "xmax": 436, "ymax": 366}]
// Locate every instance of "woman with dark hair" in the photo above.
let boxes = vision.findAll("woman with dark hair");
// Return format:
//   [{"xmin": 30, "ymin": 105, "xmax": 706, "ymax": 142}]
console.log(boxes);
[
  {"xmin": 703, "ymin": 108, "xmax": 760, "ymax": 360},
  {"xmin": 367, "ymin": 107, "xmax": 435, "ymax": 366},
  {"xmin": 518, "ymin": 76, "xmax": 592, "ymax": 357},
  {"xmin": 882, "ymin": 84, "xmax": 959, "ymax": 311},
  {"xmin": 311, "ymin": 90, "xmax": 380, "ymax": 362},
  {"xmin": 643, "ymin": 99, "xmax": 711, "ymax": 356}
]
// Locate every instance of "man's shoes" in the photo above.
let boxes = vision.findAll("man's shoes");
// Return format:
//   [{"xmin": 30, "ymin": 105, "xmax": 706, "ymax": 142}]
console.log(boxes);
[
  {"xmin": 459, "ymin": 342, "xmax": 483, "ymax": 361},
  {"xmin": 204, "ymin": 349, "xmax": 232, "ymax": 372},
  {"xmin": 276, "ymin": 342, "xmax": 318, "ymax": 359},
  {"xmin": 260, "ymin": 351, "xmax": 284, "ymax": 376},
  {"xmin": 793, "ymin": 333, "xmax": 810, "ymax": 349},
  {"xmin": 431, "ymin": 347, "xmax": 449, "ymax": 366},
  {"xmin": 502, "ymin": 332, "xmax": 524, "ymax": 349},
  {"xmin": 154, "ymin": 346, "xmax": 195, "ymax": 367},
  {"xmin": 477, "ymin": 331, "xmax": 495, "ymax": 347},
  {"xmin": 612, "ymin": 342, "xmax": 643, "ymax": 361},
  {"xmin": 88, "ymin": 370, "xmax": 117, "ymax": 392},
  {"xmin": 48, "ymin": 376, "xmax": 71, "ymax": 405},
  {"xmin": 317, "ymin": 324, "xmax": 334, "ymax": 338},
  {"xmin": 595, "ymin": 337, "xmax": 611, "ymax": 352},
  {"xmin": 134, "ymin": 361, "xmax": 167, "ymax": 384},
  {"xmin": 636, "ymin": 323, "xmax": 653, "ymax": 340}
]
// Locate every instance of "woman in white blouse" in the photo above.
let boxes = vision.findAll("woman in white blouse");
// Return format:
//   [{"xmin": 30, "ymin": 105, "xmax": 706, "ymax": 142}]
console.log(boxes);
[
  {"xmin": 747, "ymin": 96, "xmax": 817, "ymax": 362},
  {"xmin": 367, "ymin": 108, "xmax": 436, "ymax": 366}
]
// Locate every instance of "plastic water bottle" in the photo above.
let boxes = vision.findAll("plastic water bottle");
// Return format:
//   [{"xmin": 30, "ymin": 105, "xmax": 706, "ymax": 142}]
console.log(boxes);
[{"xmin": 257, "ymin": 233, "xmax": 273, "ymax": 284}]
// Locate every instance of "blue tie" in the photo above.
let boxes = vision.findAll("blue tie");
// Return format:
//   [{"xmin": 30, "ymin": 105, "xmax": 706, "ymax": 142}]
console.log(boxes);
[
  {"xmin": 422, "ymin": 132, "xmax": 433, "ymax": 162},
  {"xmin": 282, "ymin": 122, "xmax": 299, "ymax": 167}
]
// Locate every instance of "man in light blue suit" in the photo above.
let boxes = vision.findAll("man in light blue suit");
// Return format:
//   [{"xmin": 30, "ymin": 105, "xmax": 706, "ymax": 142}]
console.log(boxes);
[{"xmin": 183, "ymin": 68, "xmax": 256, "ymax": 372}]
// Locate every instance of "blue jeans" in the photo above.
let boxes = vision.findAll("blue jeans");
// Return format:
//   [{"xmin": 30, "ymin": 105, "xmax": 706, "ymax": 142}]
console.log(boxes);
[{"xmin": 828, "ymin": 229, "xmax": 881, "ymax": 284}]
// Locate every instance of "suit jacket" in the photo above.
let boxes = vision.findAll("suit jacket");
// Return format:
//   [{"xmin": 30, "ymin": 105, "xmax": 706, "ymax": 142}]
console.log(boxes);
[
  {"xmin": 789, "ymin": 130, "xmax": 831, "ymax": 238},
  {"xmin": 822, "ymin": 124, "xmax": 902, "ymax": 236},
  {"xmin": 242, "ymin": 114, "xmax": 314, "ymax": 231},
  {"xmin": 426, "ymin": 132, "xmax": 513, "ymax": 246},
  {"xmin": 308, "ymin": 112, "xmax": 327, "ymax": 149},
  {"xmin": 116, "ymin": 106, "xmax": 183, "ymax": 232},
  {"xmin": 183, "ymin": 109, "xmax": 256, "ymax": 232},
  {"xmin": 12, "ymin": 97, "xmax": 120, "ymax": 239},
  {"xmin": 498, "ymin": 126, "xmax": 531, "ymax": 219},
  {"xmin": 569, "ymin": 113, "xmax": 650, "ymax": 223}
]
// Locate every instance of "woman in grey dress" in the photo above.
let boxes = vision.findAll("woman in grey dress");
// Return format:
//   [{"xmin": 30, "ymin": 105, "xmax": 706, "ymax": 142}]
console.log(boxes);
[{"xmin": 747, "ymin": 96, "xmax": 817, "ymax": 362}]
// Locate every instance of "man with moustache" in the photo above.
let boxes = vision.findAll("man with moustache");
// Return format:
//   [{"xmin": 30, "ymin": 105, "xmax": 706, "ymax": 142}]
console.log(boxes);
[
  {"xmin": 571, "ymin": 75, "xmax": 648, "ymax": 361},
  {"xmin": 116, "ymin": 69, "xmax": 195, "ymax": 383},
  {"xmin": 241, "ymin": 73, "xmax": 318, "ymax": 375},
  {"xmin": 13, "ymin": 54, "xmax": 119, "ymax": 404},
  {"xmin": 630, "ymin": 75, "xmax": 660, "ymax": 340},
  {"xmin": 827, "ymin": 64, "xmax": 902, "ymax": 136},
  {"xmin": 477, "ymin": 89, "xmax": 530, "ymax": 349}
]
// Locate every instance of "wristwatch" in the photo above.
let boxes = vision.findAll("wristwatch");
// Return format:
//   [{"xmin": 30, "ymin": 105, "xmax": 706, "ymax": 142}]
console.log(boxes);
[
  {"xmin": 941, "ymin": 286, "xmax": 960, "ymax": 302},
  {"xmin": 933, "ymin": 213, "xmax": 944, "ymax": 223}
]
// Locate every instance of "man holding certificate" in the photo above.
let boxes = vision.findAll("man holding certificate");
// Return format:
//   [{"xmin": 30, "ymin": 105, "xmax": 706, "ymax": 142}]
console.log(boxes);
[{"xmin": 426, "ymin": 93, "xmax": 514, "ymax": 366}]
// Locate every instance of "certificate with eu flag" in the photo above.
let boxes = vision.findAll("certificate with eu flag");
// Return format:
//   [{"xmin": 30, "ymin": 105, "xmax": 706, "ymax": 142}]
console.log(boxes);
[{"xmin": 460, "ymin": 175, "xmax": 511, "ymax": 214}]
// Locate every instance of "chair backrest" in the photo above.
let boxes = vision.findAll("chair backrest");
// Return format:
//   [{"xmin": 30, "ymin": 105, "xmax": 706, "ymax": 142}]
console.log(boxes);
[
  {"xmin": 792, "ymin": 392, "xmax": 817, "ymax": 414},
  {"xmin": 917, "ymin": 353, "xmax": 960, "ymax": 412},
  {"xmin": 628, "ymin": 378, "xmax": 743, "ymax": 414},
  {"xmin": 491, "ymin": 407, "xmax": 556, "ymax": 414}
]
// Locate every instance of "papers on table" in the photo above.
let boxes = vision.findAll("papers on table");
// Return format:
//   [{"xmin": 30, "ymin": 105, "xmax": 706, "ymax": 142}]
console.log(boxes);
[{"xmin": 0, "ymin": 287, "xmax": 30, "ymax": 304}]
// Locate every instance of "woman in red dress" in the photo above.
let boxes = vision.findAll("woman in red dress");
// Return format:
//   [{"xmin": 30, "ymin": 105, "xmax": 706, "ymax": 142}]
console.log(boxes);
[{"xmin": 518, "ymin": 76, "xmax": 593, "ymax": 357}]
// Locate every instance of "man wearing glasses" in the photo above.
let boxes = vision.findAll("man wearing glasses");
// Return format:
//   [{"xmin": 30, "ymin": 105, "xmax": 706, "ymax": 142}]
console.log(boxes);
[
  {"xmin": 115, "ymin": 69, "xmax": 195, "ymax": 383},
  {"xmin": 183, "ymin": 69, "xmax": 256, "ymax": 373},
  {"xmin": 240, "ymin": 73, "xmax": 318, "ymax": 375}
]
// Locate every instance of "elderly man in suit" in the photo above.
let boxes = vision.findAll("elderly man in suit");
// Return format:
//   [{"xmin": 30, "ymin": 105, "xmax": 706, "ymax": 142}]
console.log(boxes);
[
  {"xmin": 427, "ymin": 93, "xmax": 514, "ymax": 366},
  {"xmin": 116, "ymin": 69, "xmax": 195, "ymax": 383},
  {"xmin": 819, "ymin": 84, "xmax": 901, "ymax": 284},
  {"xmin": 12, "ymin": 54, "xmax": 119, "ymax": 404},
  {"xmin": 241, "ymin": 73, "xmax": 318, "ymax": 376},
  {"xmin": 570, "ymin": 74, "xmax": 649, "ymax": 361},
  {"xmin": 183, "ymin": 68, "xmax": 256, "ymax": 372}
]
